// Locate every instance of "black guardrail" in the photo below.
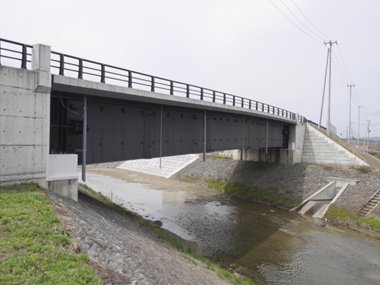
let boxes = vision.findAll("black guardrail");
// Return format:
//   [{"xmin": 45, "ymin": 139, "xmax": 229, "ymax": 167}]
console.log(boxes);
[{"xmin": 1, "ymin": 38, "xmax": 307, "ymax": 122}]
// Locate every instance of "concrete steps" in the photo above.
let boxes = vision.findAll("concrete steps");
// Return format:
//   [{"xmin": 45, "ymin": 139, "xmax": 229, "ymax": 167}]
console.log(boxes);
[
  {"xmin": 358, "ymin": 189, "xmax": 380, "ymax": 217},
  {"xmin": 301, "ymin": 124, "xmax": 369, "ymax": 166}
]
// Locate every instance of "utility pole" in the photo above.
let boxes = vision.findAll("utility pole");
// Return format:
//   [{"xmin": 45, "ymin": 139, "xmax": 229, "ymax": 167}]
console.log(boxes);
[
  {"xmin": 358, "ymin": 106, "xmax": 363, "ymax": 149},
  {"xmin": 347, "ymin": 84, "xmax": 354, "ymax": 144},
  {"xmin": 367, "ymin": 120, "xmax": 371, "ymax": 152},
  {"xmin": 324, "ymin": 41, "xmax": 338, "ymax": 136},
  {"xmin": 319, "ymin": 47, "xmax": 330, "ymax": 130}
]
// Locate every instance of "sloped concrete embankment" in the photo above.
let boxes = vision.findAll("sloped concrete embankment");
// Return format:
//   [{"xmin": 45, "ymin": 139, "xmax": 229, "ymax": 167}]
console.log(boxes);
[{"xmin": 173, "ymin": 158, "xmax": 380, "ymax": 214}]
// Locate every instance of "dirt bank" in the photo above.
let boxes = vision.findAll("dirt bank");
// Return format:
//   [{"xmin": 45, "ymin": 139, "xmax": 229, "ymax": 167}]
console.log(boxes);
[
  {"xmin": 47, "ymin": 186, "xmax": 230, "ymax": 284},
  {"xmin": 173, "ymin": 158, "xmax": 380, "ymax": 214}
]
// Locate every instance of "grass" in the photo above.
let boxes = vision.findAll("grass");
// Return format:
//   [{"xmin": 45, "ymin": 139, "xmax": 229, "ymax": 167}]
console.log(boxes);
[
  {"xmin": 207, "ymin": 178, "xmax": 228, "ymax": 189},
  {"xmin": 0, "ymin": 183, "xmax": 101, "ymax": 285},
  {"xmin": 369, "ymin": 152, "xmax": 380, "ymax": 160},
  {"xmin": 206, "ymin": 180, "xmax": 300, "ymax": 208},
  {"xmin": 326, "ymin": 205, "xmax": 380, "ymax": 233},
  {"xmin": 208, "ymin": 155, "xmax": 233, "ymax": 160},
  {"xmin": 349, "ymin": 166, "xmax": 372, "ymax": 173},
  {"xmin": 79, "ymin": 183, "xmax": 254, "ymax": 285}
]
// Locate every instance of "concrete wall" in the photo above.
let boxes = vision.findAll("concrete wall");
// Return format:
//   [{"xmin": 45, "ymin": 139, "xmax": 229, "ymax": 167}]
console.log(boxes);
[
  {"xmin": 0, "ymin": 44, "xmax": 79, "ymax": 201},
  {"xmin": 0, "ymin": 44, "xmax": 51, "ymax": 184}
]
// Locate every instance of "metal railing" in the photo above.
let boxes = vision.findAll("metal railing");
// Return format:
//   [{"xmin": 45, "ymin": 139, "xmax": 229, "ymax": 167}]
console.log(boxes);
[
  {"xmin": 308, "ymin": 120, "xmax": 327, "ymax": 130},
  {"xmin": 1, "ymin": 38, "xmax": 300, "ymax": 121},
  {"xmin": 0, "ymin": 38, "xmax": 32, "ymax": 69}
]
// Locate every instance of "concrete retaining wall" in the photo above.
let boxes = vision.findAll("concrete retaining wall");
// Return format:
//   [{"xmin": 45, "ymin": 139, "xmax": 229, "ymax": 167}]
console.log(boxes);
[{"xmin": 0, "ymin": 44, "xmax": 51, "ymax": 184}]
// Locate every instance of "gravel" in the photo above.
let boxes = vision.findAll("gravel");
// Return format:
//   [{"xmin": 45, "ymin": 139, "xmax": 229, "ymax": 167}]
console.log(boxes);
[{"xmin": 174, "ymin": 158, "xmax": 380, "ymax": 214}]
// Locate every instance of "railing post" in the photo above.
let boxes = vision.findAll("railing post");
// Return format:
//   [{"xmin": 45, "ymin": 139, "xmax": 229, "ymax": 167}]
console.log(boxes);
[
  {"xmin": 128, "ymin": 70, "xmax": 132, "ymax": 88},
  {"xmin": 151, "ymin": 76, "xmax": 155, "ymax": 92},
  {"xmin": 82, "ymin": 96, "xmax": 87, "ymax": 182},
  {"xmin": 203, "ymin": 110, "xmax": 207, "ymax": 162},
  {"xmin": 262, "ymin": 104, "xmax": 264, "ymax": 112},
  {"xmin": 78, "ymin": 58, "xmax": 83, "ymax": 79},
  {"xmin": 256, "ymin": 101, "xmax": 258, "ymax": 110},
  {"xmin": 0, "ymin": 41, "xmax": 2, "ymax": 66},
  {"xmin": 212, "ymin": 91, "xmax": 215, "ymax": 102},
  {"xmin": 186, "ymin": 85, "xmax": 190, "ymax": 98},
  {"xmin": 200, "ymin": 88, "xmax": 204, "ymax": 100},
  {"xmin": 170, "ymin": 81, "xmax": 173, "ymax": 95},
  {"xmin": 223, "ymin": 93, "xmax": 226, "ymax": 104},
  {"xmin": 21, "ymin": 44, "xmax": 27, "ymax": 69},
  {"xmin": 233, "ymin": 96, "xmax": 235, "ymax": 106},
  {"xmin": 249, "ymin": 100, "xmax": 251, "ymax": 109},
  {"xmin": 59, "ymin": 54, "xmax": 64, "ymax": 75},
  {"xmin": 100, "ymin": 64, "xmax": 105, "ymax": 83},
  {"xmin": 241, "ymin": 98, "xmax": 244, "ymax": 108}
]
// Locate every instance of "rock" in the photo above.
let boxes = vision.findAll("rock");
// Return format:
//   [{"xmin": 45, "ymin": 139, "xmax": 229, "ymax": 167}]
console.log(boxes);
[{"xmin": 153, "ymin": 220, "xmax": 163, "ymax": 227}]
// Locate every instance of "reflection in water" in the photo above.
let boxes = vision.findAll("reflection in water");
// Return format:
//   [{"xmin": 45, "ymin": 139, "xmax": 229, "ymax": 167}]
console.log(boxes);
[{"xmin": 80, "ymin": 172, "xmax": 380, "ymax": 285}]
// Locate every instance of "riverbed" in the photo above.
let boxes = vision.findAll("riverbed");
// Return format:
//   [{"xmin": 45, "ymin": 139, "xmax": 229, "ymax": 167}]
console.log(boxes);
[{"xmin": 79, "ymin": 168, "xmax": 380, "ymax": 284}]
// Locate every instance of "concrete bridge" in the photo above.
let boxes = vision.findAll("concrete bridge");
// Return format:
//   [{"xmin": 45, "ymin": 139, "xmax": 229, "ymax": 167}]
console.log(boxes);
[{"xmin": 1, "ymin": 39, "xmax": 309, "ymax": 200}]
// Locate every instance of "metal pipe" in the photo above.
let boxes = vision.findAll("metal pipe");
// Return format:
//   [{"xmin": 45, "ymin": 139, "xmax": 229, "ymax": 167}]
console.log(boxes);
[
  {"xmin": 203, "ymin": 110, "xmax": 207, "ymax": 162},
  {"xmin": 160, "ymin": 105, "xmax": 162, "ymax": 169},
  {"xmin": 266, "ymin": 119, "xmax": 268, "ymax": 154},
  {"xmin": 82, "ymin": 96, "xmax": 87, "ymax": 182},
  {"xmin": 241, "ymin": 117, "xmax": 244, "ymax": 160}
]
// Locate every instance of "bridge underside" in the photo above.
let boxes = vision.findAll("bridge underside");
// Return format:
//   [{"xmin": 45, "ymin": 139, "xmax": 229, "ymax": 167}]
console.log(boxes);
[{"xmin": 50, "ymin": 91, "xmax": 290, "ymax": 164}]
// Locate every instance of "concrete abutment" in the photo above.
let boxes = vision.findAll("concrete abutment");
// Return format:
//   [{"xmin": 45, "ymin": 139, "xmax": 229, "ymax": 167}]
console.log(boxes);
[{"xmin": 0, "ymin": 44, "xmax": 78, "ymax": 201}]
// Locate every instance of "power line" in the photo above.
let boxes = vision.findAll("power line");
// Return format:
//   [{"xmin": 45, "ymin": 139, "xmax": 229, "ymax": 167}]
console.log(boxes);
[
  {"xmin": 291, "ymin": 0, "xmax": 331, "ymax": 40},
  {"xmin": 279, "ymin": 0, "xmax": 325, "ymax": 41},
  {"xmin": 269, "ymin": 0, "xmax": 322, "ymax": 43},
  {"xmin": 332, "ymin": 50, "xmax": 350, "ymax": 84},
  {"xmin": 336, "ymin": 45, "xmax": 354, "ymax": 84}
]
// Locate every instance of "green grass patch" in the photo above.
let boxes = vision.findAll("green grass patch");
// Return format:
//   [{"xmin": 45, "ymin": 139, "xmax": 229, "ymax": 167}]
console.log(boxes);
[
  {"xmin": 369, "ymin": 152, "xmax": 380, "ymax": 160},
  {"xmin": 326, "ymin": 205, "xmax": 380, "ymax": 232},
  {"xmin": 0, "ymin": 183, "xmax": 101, "ymax": 285},
  {"xmin": 207, "ymin": 178, "xmax": 228, "ymax": 190},
  {"xmin": 350, "ymin": 166, "xmax": 372, "ymax": 173},
  {"xmin": 208, "ymin": 180, "xmax": 301, "ymax": 208},
  {"xmin": 208, "ymin": 155, "xmax": 233, "ymax": 160},
  {"xmin": 79, "ymin": 183, "xmax": 253, "ymax": 284}
]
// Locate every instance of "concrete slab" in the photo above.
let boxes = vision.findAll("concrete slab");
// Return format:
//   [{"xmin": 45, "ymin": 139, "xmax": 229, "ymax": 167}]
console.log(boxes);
[
  {"xmin": 298, "ymin": 201, "xmax": 317, "ymax": 214},
  {"xmin": 117, "ymin": 154, "xmax": 199, "ymax": 178}
]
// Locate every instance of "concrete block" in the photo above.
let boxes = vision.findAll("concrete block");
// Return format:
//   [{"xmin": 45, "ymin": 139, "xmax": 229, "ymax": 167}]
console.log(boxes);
[
  {"xmin": 48, "ymin": 179, "xmax": 78, "ymax": 202},
  {"xmin": 46, "ymin": 154, "xmax": 79, "ymax": 181},
  {"xmin": 32, "ymin": 44, "xmax": 51, "ymax": 72},
  {"xmin": 35, "ymin": 71, "xmax": 51, "ymax": 93}
]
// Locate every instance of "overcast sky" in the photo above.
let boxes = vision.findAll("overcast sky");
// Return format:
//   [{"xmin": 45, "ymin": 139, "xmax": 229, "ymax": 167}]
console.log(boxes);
[{"xmin": 1, "ymin": 0, "xmax": 379, "ymax": 137}]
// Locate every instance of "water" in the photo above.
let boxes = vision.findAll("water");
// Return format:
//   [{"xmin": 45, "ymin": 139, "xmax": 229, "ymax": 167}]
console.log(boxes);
[{"xmin": 79, "ymin": 172, "xmax": 380, "ymax": 284}]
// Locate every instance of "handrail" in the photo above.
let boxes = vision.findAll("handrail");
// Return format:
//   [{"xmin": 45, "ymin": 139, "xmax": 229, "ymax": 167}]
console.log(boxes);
[
  {"xmin": 0, "ymin": 38, "xmax": 32, "ymax": 69},
  {"xmin": 0, "ymin": 38, "xmax": 304, "ymax": 122}
]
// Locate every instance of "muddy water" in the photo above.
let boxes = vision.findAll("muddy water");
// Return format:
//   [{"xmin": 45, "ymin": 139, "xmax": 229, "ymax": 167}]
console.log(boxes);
[{"xmin": 80, "ymin": 172, "xmax": 380, "ymax": 285}]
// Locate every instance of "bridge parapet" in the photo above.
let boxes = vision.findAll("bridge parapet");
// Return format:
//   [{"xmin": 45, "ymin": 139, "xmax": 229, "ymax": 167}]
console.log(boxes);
[{"xmin": 1, "ymin": 38, "xmax": 306, "ymax": 123}]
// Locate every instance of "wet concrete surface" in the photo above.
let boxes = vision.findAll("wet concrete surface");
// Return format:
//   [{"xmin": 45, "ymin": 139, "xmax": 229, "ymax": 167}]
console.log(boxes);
[{"xmin": 80, "ymin": 170, "xmax": 380, "ymax": 285}]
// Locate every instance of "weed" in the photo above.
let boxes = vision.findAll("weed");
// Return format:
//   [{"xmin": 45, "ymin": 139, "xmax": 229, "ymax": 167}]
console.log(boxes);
[
  {"xmin": 0, "ymin": 183, "xmax": 101, "ymax": 284},
  {"xmin": 326, "ymin": 205, "xmax": 380, "ymax": 231},
  {"xmin": 208, "ymin": 155, "xmax": 233, "ymax": 160},
  {"xmin": 207, "ymin": 178, "xmax": 228, "ymax": 190},
  {"xmin": 350, "ymin": 166, "xmax": 372, "ymax": 173},
  {"xmin": 221, "ymin": 181, "xmax": 301, "ymax": 208},
  {"xmin": 320, "ymin": 165, "xmax": 333, "ymax": 169},
  {"xmin": 369, "ymin": 152, "xmax": 380, "ymax": 160}
]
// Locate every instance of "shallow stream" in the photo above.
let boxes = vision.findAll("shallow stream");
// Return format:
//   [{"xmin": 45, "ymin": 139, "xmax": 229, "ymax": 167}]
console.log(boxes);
[{"xmin": 80, "ymin": 171, "xmax": 380, "ymax": 284}]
